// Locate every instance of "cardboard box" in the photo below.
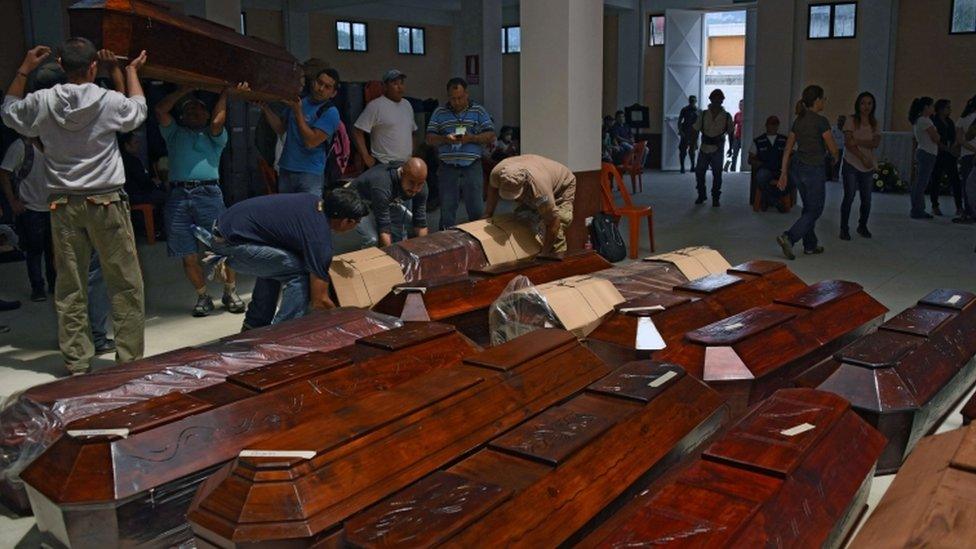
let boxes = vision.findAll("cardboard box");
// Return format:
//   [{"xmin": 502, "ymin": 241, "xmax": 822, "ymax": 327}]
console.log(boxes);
[
  {"xmin": 644, "ymin": 246, "xmax": 731, "ymax": 280},
  {"xmin": 534, "ymin": 275, "xmax": 625, "ymax": 337},
  {"xmin": 455, "ymin": 214, "xmax": 541, "ymax": 265},
  {"xmin": 329, "ymin": 248, "xmax": 406, "ymax": 308}
]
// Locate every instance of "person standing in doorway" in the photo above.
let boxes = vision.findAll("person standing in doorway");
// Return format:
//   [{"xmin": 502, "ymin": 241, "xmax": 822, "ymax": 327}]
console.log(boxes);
[
  {"xmin": 353, "ymin": 69, "xmax": 417, "ymax": 168},
  {"xmin": 693, "ymin": 89, "xmax": 734, "ymax": 207},
  {"xmin": 775, "ymin": 85, "xmax": 840, "ymax": 260},
  {"xmin": 839, "ymin": 92, "xmax": 881, "ymax": 240},
  {"xmin": 909, "ymin": 97, "xmax": 939, "ymax": 219},
  {"xmin": 678, "ymin": 95, "xmax": 698, "ymax": 174},
  {"xmin": 426, "ymin": 77, "xmax": 495, "ymax": 229},
  {"xmin": 726, "ymin": 99, "xmax": 744, "ymax": 172},
  {"xmin": 930, "ymin": 99, "xmax": 961, "ymax": 217},
  {"xmin": 955, "ymin": 94, "xmax": 976, "ymax": 223}
]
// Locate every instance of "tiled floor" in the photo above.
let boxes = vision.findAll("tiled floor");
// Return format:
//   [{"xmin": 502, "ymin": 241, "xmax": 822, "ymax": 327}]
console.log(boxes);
[{"xmin": 0, "ymin": 170, "xmax": 973, "ymax": 547}]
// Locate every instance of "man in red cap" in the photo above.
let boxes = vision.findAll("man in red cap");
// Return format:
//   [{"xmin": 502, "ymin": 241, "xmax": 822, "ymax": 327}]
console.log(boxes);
[{"xmin": 748, "ymin": 115, "xmax": 790, "ymax": 212}]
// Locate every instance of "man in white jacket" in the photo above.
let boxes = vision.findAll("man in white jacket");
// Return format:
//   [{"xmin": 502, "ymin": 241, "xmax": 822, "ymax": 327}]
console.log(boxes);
[{"xmin": 1, "ymin": 39, "xmax": 149, "ymax": 374}]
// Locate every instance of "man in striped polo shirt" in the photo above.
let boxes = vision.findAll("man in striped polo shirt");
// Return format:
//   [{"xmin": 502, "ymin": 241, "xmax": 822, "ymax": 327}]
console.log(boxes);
[{"xmin": 425, "ymin": 78, "xmax": 495, "ymax": 229}]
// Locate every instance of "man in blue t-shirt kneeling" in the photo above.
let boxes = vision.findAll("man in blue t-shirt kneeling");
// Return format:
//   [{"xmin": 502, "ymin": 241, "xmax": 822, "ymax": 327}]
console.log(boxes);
[
  {"xmin": 258, "ymin": 68, "xmax": 341, "ymax": 196},
  {"xmin": 203, "ymin": 188, "xmax": 369, "ymax": 330}
]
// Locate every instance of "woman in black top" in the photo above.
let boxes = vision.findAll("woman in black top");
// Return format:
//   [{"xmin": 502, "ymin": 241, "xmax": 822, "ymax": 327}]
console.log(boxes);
[{"xmin": 929, "ymin": 99, "xmax": 961, "ymax": 216}]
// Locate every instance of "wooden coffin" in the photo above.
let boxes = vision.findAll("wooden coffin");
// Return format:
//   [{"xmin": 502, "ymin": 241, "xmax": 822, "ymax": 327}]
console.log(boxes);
[
  {"xmin": 582, "ymin": 388, "xmax": 887, "ymax": 548},
  {"xmin": 382, "ymin": 229, "xmax": 489, "ymax": 281},
  {"xmin": 0, "ymin": 308, "xmax": 398, "ymax": 516},
  {"xmin": 68, "ymin": 0, "xmax": 302, "ymax": 100},
  {"xmin": 590, "ymin": 259, "xmax": 690, "ymax": 301},
  {"xmin": 22, "ymin": 323, "xmax": 478, "ymax": 548},
  {"xmin": 339, "ymin": 361, "xmax": 728, "ymax": 548},
  {"xmin": 851, "ymin": 423, "xmax": 976, "ymax": 548},
  {"xmin": 585, "ymin": 260, "xmax": 808, "ymax": 367},
  {"xmin": 373, "ymin": 250, "xmax": 611, "ymax": 344},
  {"xmin": 187, "ymin": 329, "xmax": 617, "ymax": 547},
  {"xmin": 800, "ymin": 289, "xmax": 976, "ymax": 474},
  {"xmin": 652, "ymin": 280, "xmax": 887, "ymax": 414}
]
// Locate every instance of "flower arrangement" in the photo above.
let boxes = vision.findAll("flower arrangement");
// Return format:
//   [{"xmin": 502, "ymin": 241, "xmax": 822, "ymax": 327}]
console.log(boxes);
[{"xmin": 873, "ymin": 161, "xmax": 908, "ymax": 193}]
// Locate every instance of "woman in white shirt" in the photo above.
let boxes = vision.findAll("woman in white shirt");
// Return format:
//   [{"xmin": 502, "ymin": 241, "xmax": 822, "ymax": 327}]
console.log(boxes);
[
  {"xmin": 955, "ymin": 94, "xmax": 976, "ymax": 223},
  {"xmin": 909, "ymin": 97, "xmax": 939, "ymax": 219},
  {"xmin": 840, "ymin": 92, "xmax": 882, "ymax": 240}
]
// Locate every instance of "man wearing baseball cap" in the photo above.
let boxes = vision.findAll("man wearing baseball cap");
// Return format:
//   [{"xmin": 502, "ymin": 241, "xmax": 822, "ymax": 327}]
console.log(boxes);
[
  {"xmin": 486, "ymin": 154, "xmax": 576, "ymax": 255},
  {"xmin": 692, "ymin": 88, "xmax": 734, "ymax": 207},
  {"xmin": 353, "ymin": 69, "xmax": 417, "ymax": 169},
  {"xmin": 748, "ymin": 115, "xmax": 790, "ymax": 212}
]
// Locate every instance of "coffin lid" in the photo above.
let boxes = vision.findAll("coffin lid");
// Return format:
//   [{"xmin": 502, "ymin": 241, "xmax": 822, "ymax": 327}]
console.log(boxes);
[
  {"xmin": 881, "ymin": 306, "xmax": 955, "ymax": 338},
  {"xmin": 613, "ymin": 291, "xmax": 694, "ymax": 316},
  {"xmin": 587, "ymin": 361, "xmax": 686, "ymax": 403},
  {"xmin": 833, "ymin": 330, "xmax": 921, "ymax": 369},
  {"xmin": 686, "ymin": 307, "xmax": 796, "ymax": 346},
  {"xmin": 674, "ymin": 273, "xmax": 744, "ymax": 295},
  {"xmin": 728, "ymin": 260, "xmax": 787, "ymax": 276},
  {"xmin": 775, "ymin": 280, "xmax": 862, "ymax": 310},
  {"xmin": 919, "ymin": 289, "xmax": 976, "ymax": 311},
  {"xmin": 464, "ymin": 328, "xmax": 575, "ymax": 371}
]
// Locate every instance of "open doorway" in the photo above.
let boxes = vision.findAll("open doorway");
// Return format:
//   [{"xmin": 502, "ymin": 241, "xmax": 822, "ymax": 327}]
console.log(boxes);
[{"xmin": 703, "ymin": 11, "xmax": 746, "ymax": 172}]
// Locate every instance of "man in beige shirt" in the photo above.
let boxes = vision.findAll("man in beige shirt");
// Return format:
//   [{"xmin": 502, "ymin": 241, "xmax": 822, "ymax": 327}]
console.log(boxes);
[{"xmin": 486, "ymin": 154, "xmax": 575, "ymax": 254}]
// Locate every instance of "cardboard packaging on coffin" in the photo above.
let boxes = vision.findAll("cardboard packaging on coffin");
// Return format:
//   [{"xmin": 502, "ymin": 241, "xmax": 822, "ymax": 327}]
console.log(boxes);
[
  {"xmin": 851, "ymin": 422, "xmax": 976, "ymax": 548},
  {"xmin": 21, "ymin": 323, "xmax": 479, "ymax": 548},
  {"xmin": 796, "ymin": 289, "xmax": 976, "ymax": 473},
  {"xmin": 581, "ymin": 389, "xmax": 887, "ymax": 549},
  {"xmin": 329, "ymin": 214, "xmax": 539, "ymax": 309},
  {"xmin": 68, "ymin": 0, "xmax": 301, "ymax": 101},
  {"xmin": 185, "ymin": 330, "xmax": 719, "ymax": 548},
  {"xmin": 0, "ymin": 308, "xmax": 399, "ymax": 516}
]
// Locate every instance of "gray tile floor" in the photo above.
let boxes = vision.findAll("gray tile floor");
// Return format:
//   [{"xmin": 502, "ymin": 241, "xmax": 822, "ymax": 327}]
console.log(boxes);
[{"xmin": 0, "ymin": 170, "xmax": 973, "ymax": 547}]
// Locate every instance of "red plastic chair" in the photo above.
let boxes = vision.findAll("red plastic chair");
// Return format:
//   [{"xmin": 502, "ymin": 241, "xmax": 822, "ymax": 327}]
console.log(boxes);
[
  {"xmin": 600, "ymin": 162, "xmax": 654, "ymax": 259},
  {"xmin": 616, "ymin": 140, "xmax": 647, "ymax": 194}
]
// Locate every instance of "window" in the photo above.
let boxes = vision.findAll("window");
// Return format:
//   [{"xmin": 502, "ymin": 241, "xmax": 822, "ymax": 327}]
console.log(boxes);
[
  {"xmin": 808, "ymin": 3, "xmax": 856, "ymax": 39},
  {"xmin": 951, "ymin": 0, "xmax": 976, "ymax": 33},
  {"xmin": 397, "ymin": 26, "xmax": 425, "ymax": 54},
  {"xmin": 336, "ymin": 20, "xmax": 367, "ymax": 51},
  {"xmin": 501, "ymin": 26, "xmax": 520, "ymax": 54},
  {"xmin": 648, "ymin": 15, "xmax": 665, "ymax": 46}
]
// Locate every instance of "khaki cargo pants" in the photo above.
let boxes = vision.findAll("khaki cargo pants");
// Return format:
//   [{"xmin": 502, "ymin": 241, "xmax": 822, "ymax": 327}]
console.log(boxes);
[
  {"xmin": 50, "ymin": 192, "xmax": 145, "ymax": 371},
  {"xmin": 515, "ymin": 200, "xmax": 574, "ymax": 253}
]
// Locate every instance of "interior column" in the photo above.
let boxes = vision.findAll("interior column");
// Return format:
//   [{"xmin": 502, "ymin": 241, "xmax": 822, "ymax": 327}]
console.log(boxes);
[{"xmin": 456, "ymin": 0, "xmax": 504, "ymax": 124}]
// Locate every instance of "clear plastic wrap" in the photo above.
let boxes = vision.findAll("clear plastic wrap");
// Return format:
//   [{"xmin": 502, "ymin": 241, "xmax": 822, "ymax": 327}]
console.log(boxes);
[
  {"xmin": 382, "ymin": 229, "xmax": 488, "ymax": 281},
  {"xmin": 592, "ymin": 261, "xmax": 689, "ymax": 301},
  {"xmin": 0, "ymin": 308, "xmax": 401, "ymax": 514},
  {"xmin": 489, "ymin": 276, "xmax": 562, "ymax": 345}
]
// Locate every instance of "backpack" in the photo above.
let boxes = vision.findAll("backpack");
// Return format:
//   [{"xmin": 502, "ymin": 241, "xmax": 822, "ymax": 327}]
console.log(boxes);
[
  {"xmin": 315, "ymin": 101, "xmax": 351, "ymax": 191},
  {"xmin": 589, "ymin": 212, "xmax": 626, "ymax": 263}
]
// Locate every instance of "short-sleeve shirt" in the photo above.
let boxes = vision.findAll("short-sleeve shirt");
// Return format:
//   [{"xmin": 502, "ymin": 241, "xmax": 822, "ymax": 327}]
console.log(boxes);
[
  {"xmin": 490, "ymin": 154, "xmax": 576, "ymax": 212},
  {"xmin": 733, "ymin": 111, "xmax": 744, "ymax": 139},
  {"xmin": 959, "ymin": 113, "xmax": 976, "ymax": 158},
  {"xmin": 354, "ymin": 95, "xmax": 417, "ymax": 164},
  {"xmin": 426, "ymin": 102, "xmax": 494, "ymax": 166},
  {"xmin": 278, "ymin": 97, "xmax": 340, "ymax": 175},
  {"xmin": 217, "ymin": 193, "xmax": 334, "ymax": 280},
  {"xmin": 159, "ymin": 122, "xmax": 228, "ymax": 182},
  {"xmin": 0, "ymin": 139, "xmax": 48, "ymax": 212},
  {"xmin": 790, "ymin": 112, "xmax": 831, "ymax": 166},
  {"xmin": 914, "ymin": 117, "xmax": 939, "ymax": 156},
  {"xmin": 842, "ymin": 117, "xmax": 881, "ymax": 173}
]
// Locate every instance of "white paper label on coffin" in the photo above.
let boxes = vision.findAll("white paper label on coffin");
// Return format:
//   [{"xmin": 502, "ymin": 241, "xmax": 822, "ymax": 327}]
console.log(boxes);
[
  {"xmin": 780, "ymin": 423, "xmax": 816, "ymax": 437},
  {"xmin": 240, "ymin": 449, "xmax": 317, "ymax": 459},
  {"xmin": 68, "ymin": 428, "xmax": 130, "ymax": 438},
  {"xmin": 455, "ymin": 214, "xmax": 541, "ymax": 265},
  {"xmin": 647, "ymin": 369, "xmax": 678, "ymax": 387},
  {"xmin": 948, "ymin": 294, "xmax": 962, "ymax": 305}
]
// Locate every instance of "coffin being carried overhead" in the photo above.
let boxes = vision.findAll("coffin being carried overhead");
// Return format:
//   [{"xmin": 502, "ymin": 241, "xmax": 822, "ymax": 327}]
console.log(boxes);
[
  {"xmin": 582, "ymin": 389, "xmax": 887, "ymax": 548},
  {"xmin": 68, "ymin": 0, "xmax": 302, "ymax": 100},
  {"xmin": 0, "ymin": 308, "xmax": 399, "ymax": 515},
  {"xmin": 799, "ymin": 289, "xmax": 976, "ymax": 473}
]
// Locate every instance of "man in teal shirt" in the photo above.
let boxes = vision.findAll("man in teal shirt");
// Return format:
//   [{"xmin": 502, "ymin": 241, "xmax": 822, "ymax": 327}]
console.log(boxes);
[{"xmin": 156, "ymin": 84, "xmax": 246, "ymax": 317}]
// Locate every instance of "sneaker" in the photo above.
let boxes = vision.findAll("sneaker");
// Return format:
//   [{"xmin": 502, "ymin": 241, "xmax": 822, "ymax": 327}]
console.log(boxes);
[
  {"xmin": 839, "ymin": 228, "xmax": 851, "ymax": 241},
  {"xmin": 712, "ymin": 197, "xmax": 720, "ymax": 207},
  {"xmin": 694, "ymin": 195, "xmax": 707, "ymax": 205},
  {"xmin": 0, "ymin": 299, "xmax": 21, "ymax": 311},
  {"xmin": 94, "ymin": 339, "xmax": 116, "ymax": 355},
  {"xmin": 30, "ymin": 289, "xmax": 47, "ymax": 302},
  {"xmin": 776, "ymin": 234, "xmax": 795, "ymax": 260},
  {"xmin": 804, "ymin": 246, "xmax": 825, "ymax": 255},
  {"xmin": 192, "ymin": 294, "xmax": 215, "ymax": 317},
  {"xmin": 222, "ymin": 291, "xmax": 246, "ymax": 314},
  {"xmin": 857, "ymin": 225, "xmax": 873, "ymax": 238}
]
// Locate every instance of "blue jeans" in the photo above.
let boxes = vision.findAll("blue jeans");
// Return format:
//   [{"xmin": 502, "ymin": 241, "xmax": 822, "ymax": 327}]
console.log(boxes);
[
  {"xmin": 912, "ymin": 150, "xmax": 937, "ymax": 216},
  {"xmin": 438, "ymin": 161, "xmax": 484, "ymax": 229},
  {"xmin": 208, "ymin": 239, "xmax": 308, "ymax": 326},
  {"xmin": 840, "ymin": 162, "xmax": 873, "ymax": 230},
  {"xmin": 356, "ymin": 202, "xmax": 413, "ymax": 247},
  {"xmin": 165, "ymin": 185, "xmax": 226, "ymax": 257},
  {"xmin": 786, "ymin": 161, "xmax": 826, "ymax": 252},
  {"xmin": 278, "ymin": 169, "xmax": 325, "ymax": 196},
  {"xmin": 88, "ymin": 253, "xmax": 111, "ymax": 347}
]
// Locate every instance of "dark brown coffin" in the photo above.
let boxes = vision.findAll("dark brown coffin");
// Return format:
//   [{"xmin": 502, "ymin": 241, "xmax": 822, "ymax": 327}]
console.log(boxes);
[
  {"xmin": 851, "ymin": 423, "xmax": 976, "ymax": 548},
  {"xmin": 21, "ymin": 323, "xmax": 479, "ymax": 548},
  {"xmin": 652, "ymin": 280, "xmax": 887, "ymax": 414},
  {"xmin": 339, "ymin": 361, "xmax": 728, "ymax": 548},
  {"xmin": 68, "ymin": 0, "xmax": 302, "ymax": 100},
  {"xmin": 0, "ymin": 309, "xmax": 398, "ymax": 516},
  {"xmin": 186, "ymin": 329, "xmax": 617, "ymax": 547},
  {"xmin": 801, "ymin": 289, "xmax": 976, "ymax": 474},
  {"xmin": 373, "ymin": 250, "xmax": 611, "ymax": 344},
  {"xmin": 590, "ymin": 259, "xmax": 690, "ymax": 301},
  {"xmin": 582, "ymin": 388, "xmax": 887, "ymax": 549},
  {"xmin": 381, "ymin": 229, "xmax": 489, "ymax": 281},
  {"xmin": 585, "ymin": 260, "xmax": 808, "ymax": 367}
]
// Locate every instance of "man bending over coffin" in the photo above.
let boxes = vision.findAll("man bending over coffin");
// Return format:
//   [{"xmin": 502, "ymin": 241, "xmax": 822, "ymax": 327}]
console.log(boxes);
[
  {"xmin": 485, "ymin": 154, "xmax": 576, "ymax": 255},
  {"xmin": 197, "ymin": 189, "xmax": 369, "ymax": 328},
  {"xmin": 353, "ymin": 157, "xmax": 429, "ymax": 247}
]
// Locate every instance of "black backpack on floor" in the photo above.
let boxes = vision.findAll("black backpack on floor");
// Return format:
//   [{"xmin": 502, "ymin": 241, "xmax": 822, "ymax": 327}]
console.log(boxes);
[{"xmin": 590, "ymin": 212, "xmax": 627, "ymax": 263}]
